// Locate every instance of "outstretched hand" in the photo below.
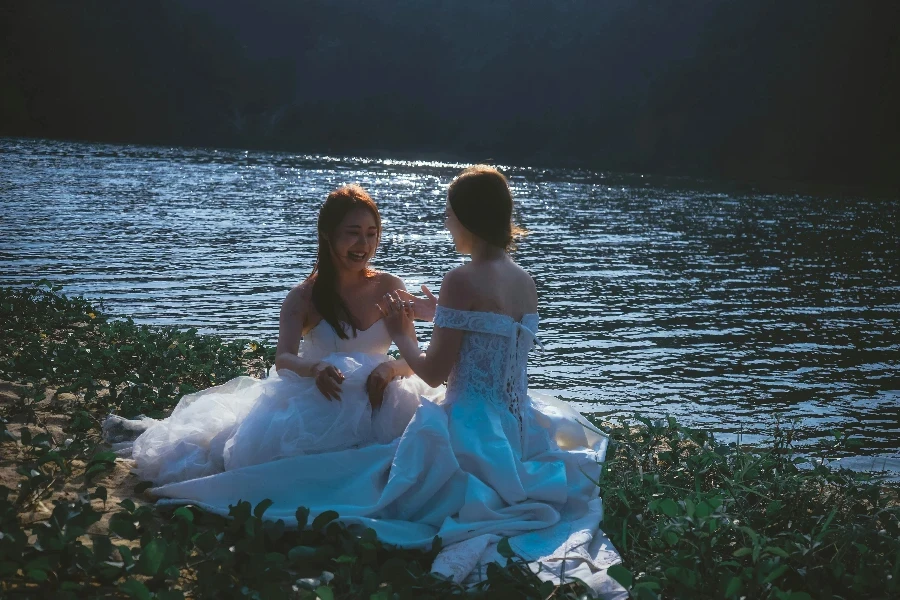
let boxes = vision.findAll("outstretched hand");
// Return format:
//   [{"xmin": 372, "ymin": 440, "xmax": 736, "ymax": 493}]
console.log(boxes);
[
  {"xmin": 377, "ymin": 291, "xmax": 416, "ymax": 341},
  {"xmin": 393, "ymin": 285, "xmax": 437, "ymax": 322}
]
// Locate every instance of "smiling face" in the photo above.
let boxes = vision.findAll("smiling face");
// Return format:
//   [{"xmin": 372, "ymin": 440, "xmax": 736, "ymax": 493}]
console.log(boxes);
[
  {"xmin": 328, "ymin": 206, "xmax": 380, "ymax": 272},
  {"xmin": 445, "ymin": 199, "xmax": 474, "ymax": 254}
]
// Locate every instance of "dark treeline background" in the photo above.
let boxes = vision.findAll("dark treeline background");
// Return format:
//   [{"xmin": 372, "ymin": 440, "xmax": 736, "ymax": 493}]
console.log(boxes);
[{"xmin": 1, "ymin": 1, "xmax": 898, "ymax": 189}]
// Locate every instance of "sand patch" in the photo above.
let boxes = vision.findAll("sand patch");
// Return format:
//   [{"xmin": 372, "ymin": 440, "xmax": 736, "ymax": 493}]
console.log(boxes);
[{"xmin": 0, "ymin": 379, "xmax": 146, "ymax": 532}]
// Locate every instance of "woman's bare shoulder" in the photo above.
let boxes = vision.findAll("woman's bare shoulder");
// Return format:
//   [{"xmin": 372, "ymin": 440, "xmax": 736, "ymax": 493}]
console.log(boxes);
[
  {"xmin": 512, "ymin": 262, "xmax": 538, "ymax": 292},
  {"xmin": 373, "ymin": 270, "xmax": 407, "ymax": 292},
  {"xmin": 437, "ymin": 266, "xmax": 475, "ymax": 309},
  {"xmin": 282, "ymin": 280, "xmax": 314, "ymax": 315},
  {"xmin": 513, "ymin": 263, "xmax": 538, "ymax": 308},
  {"xmin": 442, "ymin": 264, "xmax": 478, "ymax": 288}
]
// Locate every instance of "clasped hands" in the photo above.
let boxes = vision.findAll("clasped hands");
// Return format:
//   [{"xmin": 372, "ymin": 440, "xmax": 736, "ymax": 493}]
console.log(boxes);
[
  {"xmin": 377, "ymin": 284, "xmax": 436, "ymax": 340},
  {"xmin": 313, "ymin": 285, "xmax": 436, "ymax": 408},
  {"xmin": 312, "ymin": 360, "xmax": 395, "ymax": 408}
]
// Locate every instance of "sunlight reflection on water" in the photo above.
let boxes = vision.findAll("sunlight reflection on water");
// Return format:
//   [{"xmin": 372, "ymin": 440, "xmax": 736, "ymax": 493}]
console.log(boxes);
[{"xmin": 1, "ymin": 137, "xmax": 898, "ymax": 470}]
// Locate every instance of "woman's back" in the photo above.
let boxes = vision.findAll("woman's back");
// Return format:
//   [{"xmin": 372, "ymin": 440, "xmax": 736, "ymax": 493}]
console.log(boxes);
[
  {"xmin": 435, "ymin": 256, "xmax": 540, "ymax": 441},
  {"xmin": 449, "ymin": 256, "xmax": 538, "ymax": 320}
]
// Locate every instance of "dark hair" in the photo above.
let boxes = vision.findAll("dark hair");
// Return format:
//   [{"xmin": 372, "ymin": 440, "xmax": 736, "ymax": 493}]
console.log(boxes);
[
  {"xmin": 307, "ymin": 184, "xmax": 381, "ymax": 339},
  {"xmin": 447, "ymin": 165, "xmax": 524, "ymax": 251}
]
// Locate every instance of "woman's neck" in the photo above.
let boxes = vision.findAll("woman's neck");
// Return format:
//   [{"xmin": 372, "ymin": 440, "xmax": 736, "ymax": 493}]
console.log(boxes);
[
  {"xmin": 469, "ymin": 240, "xmax": 507, "ymax": 263},
  {"xmin": 334, "ymin": 266, "xmax": 369, "ymax": 289}
]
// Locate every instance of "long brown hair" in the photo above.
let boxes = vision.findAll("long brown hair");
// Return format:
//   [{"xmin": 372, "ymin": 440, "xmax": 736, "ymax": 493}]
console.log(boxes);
[
  {"xmin": 448, "ymin": 165, "xmax": 524, "ymax": 251},
  {"xmin": 307, "ymin": 185, "xmax": 381, "ymax": 339}
]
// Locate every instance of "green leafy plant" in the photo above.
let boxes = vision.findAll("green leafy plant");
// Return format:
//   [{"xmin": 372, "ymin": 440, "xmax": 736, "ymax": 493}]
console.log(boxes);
[
  {"xmin": 1, "ymin": 282, "xmax": 896, "ymax": 599},
  {"xmin": 595, "ymin": 416, "xmax": 899, "ymax": 599}
]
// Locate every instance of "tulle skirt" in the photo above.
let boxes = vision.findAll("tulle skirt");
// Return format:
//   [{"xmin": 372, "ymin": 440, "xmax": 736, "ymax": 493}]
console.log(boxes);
[{"xmin": 130, "ymin": 353, "xmax": 444, "ymax": 486}]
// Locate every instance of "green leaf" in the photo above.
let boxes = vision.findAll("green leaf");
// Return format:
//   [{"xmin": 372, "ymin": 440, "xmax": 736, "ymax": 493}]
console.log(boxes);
[
  {"xmin": 25, "ymin": 556, "xmax": 53, "ymax": 572},
  {"xmin": 137, "ymin": 538, "xmax": 166, "ymax": 576},
  {"xmin": 95, "ymin": 562, "xmax": 125, "ymax": 581},
  {"xmin": 733, "ymin": 547, "xmax": 752, "ymax": 557},
  {"xmin": 315, "ymin": 545, "xmax": 337, "ymax": 560},
  {"xmin": 497, "ymin": 537, "xmax": 515, "ymax": 559},
  {"xmin": 607, "ymin": 563, "xmax": 633, "ymax": 589},
  {"xmin": 763, "ymin": 563, "xmax": 789, "ymax": 584},
  {"xmin": 315, "ymin": 585, "xmax": 334, "ymax": 600},
  {"xmin": 254, "ymin": 498, "xmax": 274, "ymax": 519},
  {"xmin": 288, "ymin": 545, "xmax": 318, "ymax": 563},
  {"xmin": 84, "ymin": 462, "xmax": 112, "ymax": 480},
  {"xmin": 633, "ymin": 581, "xmax": 661, "ymax": 592},
  {"xmin": 765, "ymin": 545, "xmax": 790, "ymax": 558},
  {"xmin": 192, "ymin": 530, "xmax": 217, "ymax": 553},
  {"xmin": 265, "ymin": 519, "xmax": 285, "ymax": 543},
  {"xmin": 92, "ymin": 535, "xmax": 113, "ymax": 561},
  {"xmin": 31, "ymin": 433, "xmax": 52, "ymax": 448},
  {"xmin": 90, "ymin": 451, "xmax": 117, "ymax": 464},
  {"xmin": 312, "ymin": 510, "xmax": 339, "ymax": 530},
  {"xmin": 38, "ymin": 451, "xmax": 66, "ymax": 468},
  {"xmin": 109, "ymin": 515, "xmax": 138, "ymax": 539},
  {"xmin": 27, "ymin": 569, "xmax": 48, "ymax": 582},
  {"xmin": 296, "ymin": 506, "xmax": 310, "ymax": 529},
  {"xmin": 658, "ymin": 498, "xmax": 680, "ymax": 517},
  {"xmin": 725, "ymin": 576, "xmax": 741, "ymax": 597},
  {"xmin": 119, "ymin": 578, "xmax": 152, "ymax": 600},
  {"xmin": 92, "ymin": 486, "xmax": 108, "ymax": 503},
  {"xmin": 118, "ymin": 545, "xmax": 135, "ymax": 568},
  {"xmin": 173, "ymin": 506, "xmax": 194, "ymax": 522},
  {"xmin": 664, "ymin": 566, "xmax": 697, "ymax": 587}
]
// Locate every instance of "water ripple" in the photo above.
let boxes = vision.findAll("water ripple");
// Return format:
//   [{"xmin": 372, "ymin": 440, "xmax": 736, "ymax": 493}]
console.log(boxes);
[{"xmin": 1, "ymin": 137, "xmax": 898, "ymax": 470}]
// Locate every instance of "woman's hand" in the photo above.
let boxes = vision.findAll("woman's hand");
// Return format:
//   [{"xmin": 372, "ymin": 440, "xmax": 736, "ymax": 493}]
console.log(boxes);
[
  {"xmin": 365, "ymin": 362, "xmax": 396, "ymax": 409},
  {"xmin": 312, "ymin": 361, "xmax": 344, "ymax": 400},
  {"xmin": 394, "ymin": 285, "xmax": 437, "ymax": 322},
  {"xmin": 378, "ymin": 291, "xmax": 416, "ymax": 341}
]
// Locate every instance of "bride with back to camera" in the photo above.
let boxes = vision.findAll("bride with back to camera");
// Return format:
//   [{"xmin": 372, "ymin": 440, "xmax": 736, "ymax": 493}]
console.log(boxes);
[{"xmin": 378, "ymin": 165, "xmax": 625, "ymax": 597}]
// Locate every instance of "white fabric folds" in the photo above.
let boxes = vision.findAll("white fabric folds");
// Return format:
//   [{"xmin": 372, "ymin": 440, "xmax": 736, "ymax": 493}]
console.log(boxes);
[{"xmin": 122, "ymin": 312, "xmax": 625, "ymax": 598}]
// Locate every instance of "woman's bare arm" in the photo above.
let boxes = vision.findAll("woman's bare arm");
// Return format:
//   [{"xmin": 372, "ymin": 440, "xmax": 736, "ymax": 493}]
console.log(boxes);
[{"xmin": 386, "ymin": 270, "xmax": 467, "ymax": 387}]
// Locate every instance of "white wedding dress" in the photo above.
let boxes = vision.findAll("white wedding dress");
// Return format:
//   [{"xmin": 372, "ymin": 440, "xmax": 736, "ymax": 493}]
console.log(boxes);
[
  {"xmin": 122, "ymin": 319, "xmax": 442, "ymax": 485},
  {"xmin": 119, "ymin": 308, "xmax": 626, "ymax": 598}
]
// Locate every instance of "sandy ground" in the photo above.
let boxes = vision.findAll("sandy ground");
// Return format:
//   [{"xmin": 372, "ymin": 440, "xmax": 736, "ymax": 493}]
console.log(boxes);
[{"xmin": 0, "ymin": 380, "xmax": 143, "ymax": 534}]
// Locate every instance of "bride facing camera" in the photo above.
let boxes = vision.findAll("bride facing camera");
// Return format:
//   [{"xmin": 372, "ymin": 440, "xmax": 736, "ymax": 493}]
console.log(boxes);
[{"xmin": 110, "ymin": 185, "xmax": 441, "ymax": 484}]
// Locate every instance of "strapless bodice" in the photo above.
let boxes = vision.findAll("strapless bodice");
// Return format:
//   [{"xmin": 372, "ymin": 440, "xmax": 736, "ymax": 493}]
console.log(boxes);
[{"xmin": 300, "ymin": 318, "xmax": 392, "ymax": 361}]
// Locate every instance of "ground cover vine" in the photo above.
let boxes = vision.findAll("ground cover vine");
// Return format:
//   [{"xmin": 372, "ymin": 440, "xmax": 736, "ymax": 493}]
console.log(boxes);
[{"xmin": 0, "ymin": 282, "xmax": 897, "ymax": 599}]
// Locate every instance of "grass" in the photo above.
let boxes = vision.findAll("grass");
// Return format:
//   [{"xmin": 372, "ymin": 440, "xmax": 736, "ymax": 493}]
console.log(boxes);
[{"xmin": 0, "ymin": 282, "xmax": 897, "ymax": 599}]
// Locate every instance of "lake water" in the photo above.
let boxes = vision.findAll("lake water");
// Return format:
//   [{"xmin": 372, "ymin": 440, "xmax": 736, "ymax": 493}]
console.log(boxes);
[{"xmin": 1, "ymin": 137, "xmax": 898, "ymax": 473}]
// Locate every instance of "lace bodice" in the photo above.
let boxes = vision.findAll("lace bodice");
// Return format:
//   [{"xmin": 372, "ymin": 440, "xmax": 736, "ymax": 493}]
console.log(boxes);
[
  {"xmin": 300, "ymin": 319, "xmax": 392, "ymax": 362},
  {"xmin": 434, "ymin": 306, "xmax": 541, "ymax": 427}
]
